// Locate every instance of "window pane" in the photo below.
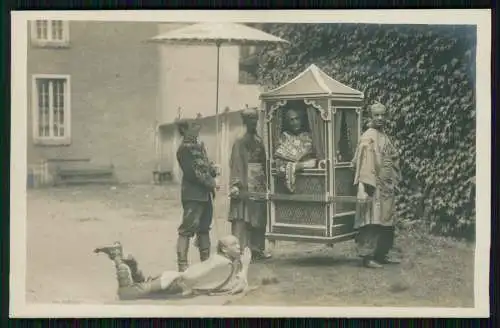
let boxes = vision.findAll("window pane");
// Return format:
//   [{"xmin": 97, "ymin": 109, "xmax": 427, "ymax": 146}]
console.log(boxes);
[
  {"xmin": 36, "ymin": 77, "xmax": 67, "ymax": 138},
  {"xmin": 51, "ymin": 79, "xmax": 65, "ymax": 137},
  {"xmin": 36, "ymin": 20, "xmax": 48, "ymax": 40},
  {"xmin": 37, "ymin": 79, "xmax": 50, "ymax": 137},
  {"xmin": 51, "ymin": 20, "xmax": 63, "ymax": 40},
  {"xmin": 58, "ymin": 21, "xmax": 64, "ymax": 40},
  {"xmin": 60, "ymin": 21, "xmax": 64, "ymax": 40},
  {"xmin": 51, "ymin": 21, "xmax": 57, "ymax": 40},
  {"xmin": 52, "ymin": 81, "xmax": 59, "ymax": 137},
  {"xmin": 58, "ymin": 81, "xmax": 65, "ymax": 137},
  {"xmin": 36, "ymin": 21, "xmax": 43, "ymax": 39}
]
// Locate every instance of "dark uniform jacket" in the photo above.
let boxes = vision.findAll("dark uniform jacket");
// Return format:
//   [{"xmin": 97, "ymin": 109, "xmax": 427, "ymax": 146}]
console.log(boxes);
[{"xmin": 176, "ymin": 136, "xmax": 217, "ymax": 202}]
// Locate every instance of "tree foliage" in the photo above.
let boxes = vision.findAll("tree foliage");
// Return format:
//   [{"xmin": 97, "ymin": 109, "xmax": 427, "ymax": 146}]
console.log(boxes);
[{"xmin": 256, "ymin": 23, "xmax": 476, "ymax": 239}]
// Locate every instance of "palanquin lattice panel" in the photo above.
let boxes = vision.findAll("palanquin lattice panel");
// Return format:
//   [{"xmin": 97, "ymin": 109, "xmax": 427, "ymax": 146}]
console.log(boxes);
[
  {"xmin": 273, "ymin": 173, "xmax": 326, "ymax": 195},
  {"xmin": 274, "ymin": 201, "xmax": 327, "ymax": 226},
  {"xmin": 273, "ymin": 173, "xmax": 327, "ymax": 226}
]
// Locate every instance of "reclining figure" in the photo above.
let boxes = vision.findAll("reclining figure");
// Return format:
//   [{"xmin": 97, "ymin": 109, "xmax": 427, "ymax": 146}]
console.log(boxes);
[{"xmin": 94, "ymin": 235, "xmax": 252, "ymax": 300}]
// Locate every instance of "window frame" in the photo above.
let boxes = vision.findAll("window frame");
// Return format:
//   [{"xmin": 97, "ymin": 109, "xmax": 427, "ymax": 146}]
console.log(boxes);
[
  {"xmin": 31, "ymin": 74, "xmax": 72, "ymax": 146},
  {"xmin": 30, "ymin": 20, "xmax": 70, "ymax": 48}
]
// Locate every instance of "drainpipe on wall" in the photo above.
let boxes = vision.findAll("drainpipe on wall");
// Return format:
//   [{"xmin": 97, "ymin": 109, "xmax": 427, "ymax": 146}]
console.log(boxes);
[{"xmin": 154, "ymin": 120, "xmax": 161, "ymax": 171}]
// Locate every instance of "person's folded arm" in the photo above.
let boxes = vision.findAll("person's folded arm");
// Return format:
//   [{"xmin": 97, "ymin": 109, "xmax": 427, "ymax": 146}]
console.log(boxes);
[{"xmin": 177, "ymin": 146, "xmax": 216, "ymax": 190}]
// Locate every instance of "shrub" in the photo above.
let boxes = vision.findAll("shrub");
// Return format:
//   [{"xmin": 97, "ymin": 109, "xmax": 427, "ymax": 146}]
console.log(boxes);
[{"xmin": 256, "ymin": 23, "xmax": 476, "ymax": 239}]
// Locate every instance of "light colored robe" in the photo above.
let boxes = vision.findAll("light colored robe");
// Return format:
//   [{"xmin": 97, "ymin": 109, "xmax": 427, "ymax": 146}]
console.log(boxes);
[
  {"xmin": 116, "ymin": 254, "xmax": 244, "ymax": 300},
  {"xmin": 180, "ymin": 253, "xmax": 243, "ymax": 295},
  {"xmin": 352, "ymin": 128, "xmax": 401, "ymax": 228}
]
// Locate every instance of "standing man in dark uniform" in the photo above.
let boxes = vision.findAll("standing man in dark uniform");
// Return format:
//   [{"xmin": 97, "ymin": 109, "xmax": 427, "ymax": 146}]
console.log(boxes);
[
  {"xmin": 228, "ymin": 108, "xmax": 272, "ymax": 261},
  {"xmin": 176, "ymin": 119, "xmax": 218, "ymax": 272}
]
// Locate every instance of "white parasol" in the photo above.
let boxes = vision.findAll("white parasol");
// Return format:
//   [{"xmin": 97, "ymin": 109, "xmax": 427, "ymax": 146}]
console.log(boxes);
[{"xmin": 148, "ymin": 22, "xmax": 289, "ymax": 166}]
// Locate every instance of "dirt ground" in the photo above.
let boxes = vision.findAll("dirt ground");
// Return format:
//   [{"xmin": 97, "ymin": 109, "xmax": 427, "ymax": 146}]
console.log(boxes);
[{"xmin": 26, "ymin": 184, "xmax": 475, "ymax": 307}]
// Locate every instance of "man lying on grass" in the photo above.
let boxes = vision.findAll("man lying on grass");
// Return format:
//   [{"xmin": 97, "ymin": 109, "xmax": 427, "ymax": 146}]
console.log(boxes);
[{"xmin": 94, "ymin": 235, "xmax": 252, "ymax": 300}]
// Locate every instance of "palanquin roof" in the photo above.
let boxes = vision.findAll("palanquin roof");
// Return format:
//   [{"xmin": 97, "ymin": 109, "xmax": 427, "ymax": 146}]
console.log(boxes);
[{"xmin": 260, "ymin": 64, "xmax": 364, "ymax": 100}]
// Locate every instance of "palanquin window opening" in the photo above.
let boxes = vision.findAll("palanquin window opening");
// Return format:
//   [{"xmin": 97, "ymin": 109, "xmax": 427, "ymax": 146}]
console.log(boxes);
[
  {"xmin": 334, "ymin": 108, "xmax": 359, "ymax": 164},
  {"xmin": 269, "ymin": 99, "xmax": 327, "ymax": 168}
]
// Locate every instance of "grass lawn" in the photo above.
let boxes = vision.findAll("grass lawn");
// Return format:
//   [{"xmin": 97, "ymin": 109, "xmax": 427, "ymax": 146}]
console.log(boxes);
[{"xmin": 25, "ymin": 184, "xmax": 475, "ymax": 307}]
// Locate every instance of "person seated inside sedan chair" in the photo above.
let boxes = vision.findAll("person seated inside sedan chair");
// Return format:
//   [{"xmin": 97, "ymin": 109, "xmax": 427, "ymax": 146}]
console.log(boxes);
[
  {"xmin": 274, "ymin": 107, "xmax": 318, "ymax": 193},
  {"xmin": 94, "ymin": 235, "xmax": 254, "ymax": 301}
]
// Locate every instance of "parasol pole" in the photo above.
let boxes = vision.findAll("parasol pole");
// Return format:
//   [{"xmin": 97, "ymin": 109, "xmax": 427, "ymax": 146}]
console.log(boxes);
[
  {"xmin": 213, "ymin": 41, "xmax": 222, "ymax": 239},
  {"xmin": 215, "ymin": 42, "xmax": 221, "ymax": 167}
]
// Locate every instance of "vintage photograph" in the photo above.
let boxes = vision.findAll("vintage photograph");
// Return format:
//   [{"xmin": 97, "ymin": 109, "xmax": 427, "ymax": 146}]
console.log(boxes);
[{"xmin": 10, "ymin": 10, "xmax": 490, "ymax": 318}]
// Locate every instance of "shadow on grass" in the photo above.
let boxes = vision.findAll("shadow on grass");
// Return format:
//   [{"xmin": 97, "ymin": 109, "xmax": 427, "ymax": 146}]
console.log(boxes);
[
  {"xmin": 270, "ymin": 255, "xmax": 360, "ymax": 267},
  {"xmin": 110, "ymin": 290, "xmax": 195, "ymax": 303},
  {"xmin": 77, "ymin": 217, "xmax": 103, "ymax": 222}
]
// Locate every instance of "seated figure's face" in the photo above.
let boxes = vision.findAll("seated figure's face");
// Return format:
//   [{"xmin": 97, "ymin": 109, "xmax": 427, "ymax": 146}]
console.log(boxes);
[{"xmin": 285, "ymin": 109, "xmax": 303, "ymax": 134}]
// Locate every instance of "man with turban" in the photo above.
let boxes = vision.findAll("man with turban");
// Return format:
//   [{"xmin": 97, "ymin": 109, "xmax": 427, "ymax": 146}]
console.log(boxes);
[
  {"xmin": 351, "ymin": 102, "xmax": 402, "ymax": 268},
  {"xmin": 228, "ymin": 107, "xmax": 272, "ymax": 261}
]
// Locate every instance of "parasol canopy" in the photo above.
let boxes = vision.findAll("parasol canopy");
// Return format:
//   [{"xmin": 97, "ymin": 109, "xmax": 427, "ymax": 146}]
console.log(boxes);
[
  {"xmin": 148, "ymin": 22, "xmax": 289, "ymax": 46},
  {"xmin": 148, "ymin": 22, "xmax": 289, "ymax": 161}
]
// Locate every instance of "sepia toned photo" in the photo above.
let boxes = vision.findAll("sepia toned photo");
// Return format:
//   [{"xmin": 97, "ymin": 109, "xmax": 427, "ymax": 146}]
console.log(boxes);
[{"xmin": 10, "ymin": 10, "xmax": 491, "ymax": 318}]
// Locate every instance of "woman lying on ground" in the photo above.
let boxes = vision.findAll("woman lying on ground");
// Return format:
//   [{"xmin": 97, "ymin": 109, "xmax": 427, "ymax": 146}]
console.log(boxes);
[{"xmin": 94, "ymin": 235, "xmax": 252, "ymax": 301}]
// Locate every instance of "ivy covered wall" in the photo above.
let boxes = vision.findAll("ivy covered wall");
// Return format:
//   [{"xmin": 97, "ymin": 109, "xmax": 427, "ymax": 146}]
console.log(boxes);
[{"xmin": 255, "ymin": 23, "xmax": 476, "ymax": 239}]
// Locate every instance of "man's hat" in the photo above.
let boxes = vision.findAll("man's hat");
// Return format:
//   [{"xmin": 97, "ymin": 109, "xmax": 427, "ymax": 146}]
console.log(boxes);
[
  {"xmin": 370, "ymin": 102, "xmax": 387, "ymax": 114},
  {"xmin": 240, "ymin": 107, "xmax": 259, "ymax": 121},
  {"xmin": 176, "ymin": 118, "xmax": 201, "ymax": 136}
]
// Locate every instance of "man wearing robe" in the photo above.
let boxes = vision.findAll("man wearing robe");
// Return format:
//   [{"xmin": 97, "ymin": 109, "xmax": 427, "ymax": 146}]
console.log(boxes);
[
  {"xmin": 94, "ymin": 235, "xmax": 252, "ymax": 300},
  {"xmin": 274, "ymin": 108, "xmax": 317, "ymax": 193},
  {"xmin": 351, "ymin": 102, "xmax": 402, "ymax": 268},
  {"xmin": 228, "ymin": 108, "xmax": 271, "ymax": 261},
  {"xmin": 175, "ymin": 119, "xmax": 218, "ymax": 272}
]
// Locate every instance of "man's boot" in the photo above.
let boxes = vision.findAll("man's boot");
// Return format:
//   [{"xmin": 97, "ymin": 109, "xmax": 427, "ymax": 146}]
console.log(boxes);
[
  {"xmin": 250, "ymin": 228, "xmax": 272, "ymax": 261},
  {"xmin": 94, "ymin": 241, "xmax": 123, "ymax": 260},
  {"xmin": 374, "ymin": 227, "xmax": 400, "ymax": 264},
  {"xmin": 176, "ymin": 235, "xmax": 190, "ymax": 272},
  {"xmin": 197, "ymin": 233, "xmax": 211, "ymax": 262},
  {"xmin": 362, "ymin": 256, "xmax": 383, "ymax": 269},
  {"xmin": 94, "ymin": 242, "xmax": 136, "ymax": 289}
]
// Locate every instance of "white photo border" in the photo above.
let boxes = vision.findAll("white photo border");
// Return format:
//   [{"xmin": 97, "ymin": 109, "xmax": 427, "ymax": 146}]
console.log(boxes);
[{"xmin": 10, "ymin": 9, "xmax": 492, "ymax": 318}]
